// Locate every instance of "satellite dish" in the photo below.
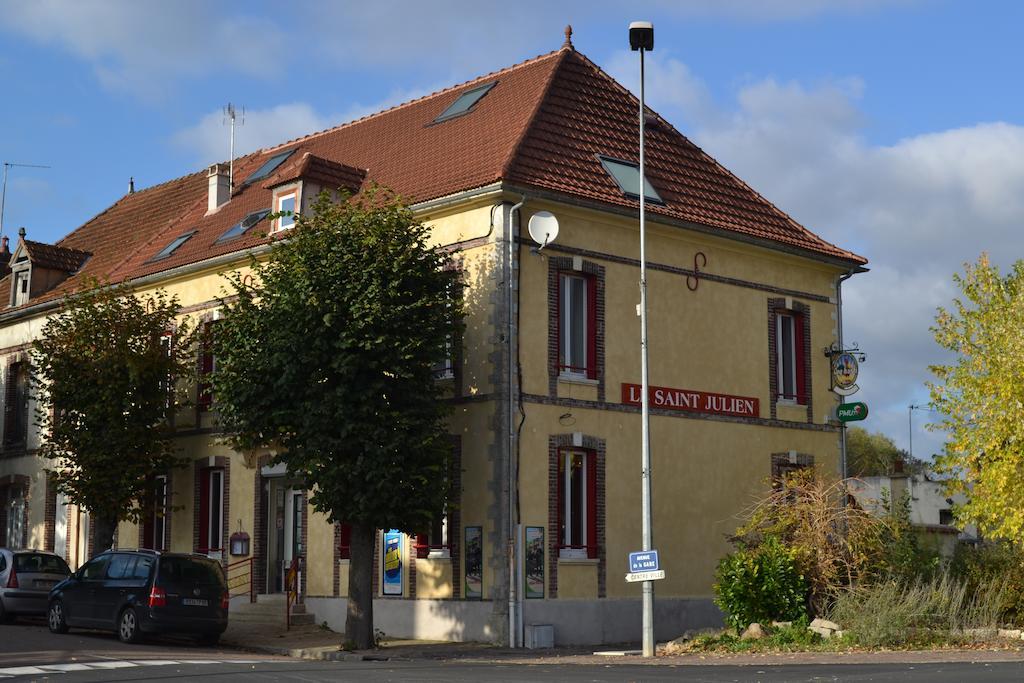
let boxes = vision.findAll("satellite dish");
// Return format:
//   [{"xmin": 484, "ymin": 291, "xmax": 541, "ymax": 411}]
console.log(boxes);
[{"xmin": 527, "ymin": 211, "xmax": 559, "ymax": 250}]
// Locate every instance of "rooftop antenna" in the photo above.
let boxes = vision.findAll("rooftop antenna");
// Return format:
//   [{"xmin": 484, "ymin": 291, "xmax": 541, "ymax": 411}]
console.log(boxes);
[
  {"xmin": 223, "ymin": 103, "xmax": 245, "ymax": 190},
  {"xmin": 1, "ymin": 161, "xmax": 51, "ymax": 245}
]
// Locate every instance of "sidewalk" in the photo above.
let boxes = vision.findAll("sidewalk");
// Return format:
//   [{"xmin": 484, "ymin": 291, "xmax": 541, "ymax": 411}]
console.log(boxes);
[{"xmin": 220, "ymin": 619, "xmax": 1024, "ymax": 667}]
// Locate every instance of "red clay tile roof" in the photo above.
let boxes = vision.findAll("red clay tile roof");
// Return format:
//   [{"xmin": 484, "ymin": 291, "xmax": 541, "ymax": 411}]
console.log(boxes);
[
  {"xmin": 4, "ymin": 44, "xmax": 864, "ymax": 312},
  {"xmin": 21, "ymin": 240, "xmax": 91, "ymax": 273}
]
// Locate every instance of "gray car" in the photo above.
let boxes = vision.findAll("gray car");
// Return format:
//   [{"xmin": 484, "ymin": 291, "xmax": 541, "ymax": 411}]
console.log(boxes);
[{"xmin": 0, "ymin": 549, "xmax": 70, "ymax": 620}]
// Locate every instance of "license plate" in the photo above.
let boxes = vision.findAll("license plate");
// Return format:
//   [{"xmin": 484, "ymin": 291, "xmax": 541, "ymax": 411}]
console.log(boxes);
[
  {"xmin": 34, "ymin": 580, "xmax": 55, "ymax": 589},
  {"xmin": 182, "ymin": 598, "xmax": 208, "ymax": 606}
]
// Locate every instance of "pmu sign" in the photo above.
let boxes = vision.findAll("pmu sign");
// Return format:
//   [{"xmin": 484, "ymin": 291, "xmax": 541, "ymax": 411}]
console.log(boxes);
[{"xmin": 837, "ymin": 402, "xmax": 869, "ymax": 422}]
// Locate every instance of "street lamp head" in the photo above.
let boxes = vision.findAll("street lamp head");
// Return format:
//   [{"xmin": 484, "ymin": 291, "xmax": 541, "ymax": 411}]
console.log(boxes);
[{"xmin": 629, "ymin": 21, "xmax": 654, "ymax": 51}]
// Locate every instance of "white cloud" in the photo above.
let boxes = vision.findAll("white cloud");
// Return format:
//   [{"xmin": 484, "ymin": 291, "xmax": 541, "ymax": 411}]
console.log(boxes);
[
  {"xmin": 172, "ymin": 104, "xmax": 335, "ymax": 167},
  {"xmin": 609, "ymin": 51, "xmax": 1024, "ymax": 459},
  {"xmin": 172, "ymin": 85, "xmax": 436, "ymax": 166},
  {"xmin": 0, "ymin": 0, "xmax": 286, "ymax": 99}
]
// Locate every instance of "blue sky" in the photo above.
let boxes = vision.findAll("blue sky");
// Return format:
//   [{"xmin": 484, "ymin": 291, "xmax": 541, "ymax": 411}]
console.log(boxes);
[{"xmin": 2, "ymin": 0, "xmax": 1021, "ymax": 460}]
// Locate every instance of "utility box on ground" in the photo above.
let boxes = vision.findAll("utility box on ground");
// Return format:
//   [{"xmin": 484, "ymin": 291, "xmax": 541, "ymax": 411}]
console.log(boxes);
[{"xmin": 525, "ymin": 623, "xmax": 555, "ymax": 649}]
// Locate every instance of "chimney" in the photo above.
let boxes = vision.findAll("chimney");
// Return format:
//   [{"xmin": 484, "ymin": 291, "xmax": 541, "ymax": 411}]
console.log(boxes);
[
  {"xmin": 0, "ymin": 236, "xmax": 10, "ymax": 279},
  {"xmin": 129, "ymin": 176, "xmax": 135, "ymax": 194},
  {"xmin": 207, "ymin": 163, "xmax": 231, "ymax": 213}
]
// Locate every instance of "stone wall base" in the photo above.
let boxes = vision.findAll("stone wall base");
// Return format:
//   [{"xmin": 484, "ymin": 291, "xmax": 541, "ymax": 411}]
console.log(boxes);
[{"xmin": 304, "ymin": 596, "xmax": 721, "ymax": 645}]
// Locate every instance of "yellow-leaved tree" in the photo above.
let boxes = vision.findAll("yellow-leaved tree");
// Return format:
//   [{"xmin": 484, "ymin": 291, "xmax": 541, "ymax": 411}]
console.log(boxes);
[{"xmin": 930, "ymin": 254, "xmax": 1024, "ymax": 541}]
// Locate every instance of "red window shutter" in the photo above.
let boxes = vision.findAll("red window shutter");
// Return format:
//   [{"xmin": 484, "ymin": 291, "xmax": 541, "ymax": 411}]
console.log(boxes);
[
  {"xmin": 794, "ymin": 312, "xmax": 807, "ymax": 404},
  {"xmin": 555, "ymin": 273, "xmax": 564, "ymax": 372},
  {"xmin": 338, "ymin": 522, "xmax": 352, "ymax": 560},
  {"xmin": 586, "ymin": 275, "xmax": 597, "ymax": 379},
  {"xmin": 586, "ymin": 452, "xmax": 598, "ymax": 559},
  {"xmin": 415, "ymin": 533, "xmax": 429, "ymax": 559},
  {"xmin": 557, "ymin": 451, "xmax": 565, "ymax": 548},
  {"xmin": 198, "ymin": 469, "xmax": 210, "ymax": 551}
]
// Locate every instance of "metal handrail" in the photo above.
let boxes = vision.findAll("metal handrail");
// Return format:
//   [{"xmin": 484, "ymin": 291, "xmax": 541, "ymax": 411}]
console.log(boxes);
[{"xmin": 226, "ymin": 556, "xmax": 255, "ymax": 603}]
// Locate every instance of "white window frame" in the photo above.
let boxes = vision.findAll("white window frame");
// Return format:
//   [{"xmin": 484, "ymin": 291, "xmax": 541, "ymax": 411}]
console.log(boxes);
[
  {"xmin": 275, "ymin": 192, "xmax": 297, "ymax": 232},
  {"xmin": 207, "ymin": 469, "xmax": 224, "ymax": 551},
  {"xmin": 427, "ymin": 511, "xmax": 450, "ymax": 559},
  {"xmin": 559, "ymin": 273, "xmax": 589, "ymax": 379},
  {"xmin": 11, "ymin": 269, "xmax": 28, "ymax": 307},
  {"xmin": 559, "ymin": 450, "xmax": 588, "ymax": 559},
  {"xmin": 776, "ymin": 312, "xmax": 798, "ymax": 404},
  {"xmin": 6, "ymin": 489, "xmax": 25, "ymax": 550}
]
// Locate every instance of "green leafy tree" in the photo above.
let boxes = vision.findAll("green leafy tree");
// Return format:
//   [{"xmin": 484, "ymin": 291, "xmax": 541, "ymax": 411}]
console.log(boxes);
[
  {"xmin": 930, "ymin": 254, "xmax": 1024, "ymax": 541},
  {"xmin": 847, "ymin": 427, "xmax": 925, "ymax": 477},
  {"xmin": 212, "ymin": 189, "xmax": 460, "ymax": 649},
  {"xmin": 32, "ymin": 280, "xmax": 194, "ymax": 553}
]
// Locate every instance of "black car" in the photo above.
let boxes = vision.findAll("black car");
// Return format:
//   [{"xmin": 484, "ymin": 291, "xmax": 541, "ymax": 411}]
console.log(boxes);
[{"xmin": 48, "ymin": 549, "xmax": 228, "ymax": 644}]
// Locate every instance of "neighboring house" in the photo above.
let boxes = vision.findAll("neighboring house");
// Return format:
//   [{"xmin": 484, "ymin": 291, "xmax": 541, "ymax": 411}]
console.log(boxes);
[
  {"xmin": 0, "ymin": 32, "xmax": 865, "ymax": 645},
  {"xmin": 848, "ymin": 472, "xmax": 978, "ymax": 557}
]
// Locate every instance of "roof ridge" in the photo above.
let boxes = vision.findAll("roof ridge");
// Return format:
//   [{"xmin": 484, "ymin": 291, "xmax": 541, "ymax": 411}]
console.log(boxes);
[
  {"xmin": 499, "ymin": 48, "xmax": 572, "ymax": 180},
  {"xmin": 564, "ymin": 51, "xmax": 862, "ymax": 261},
  {"xmin": 55, "ymin": 170, "xmax": 205, "ymax": 250},
  {"xmin": 251, "ymin": 49, "xmax": 566, "ymax": 158}
]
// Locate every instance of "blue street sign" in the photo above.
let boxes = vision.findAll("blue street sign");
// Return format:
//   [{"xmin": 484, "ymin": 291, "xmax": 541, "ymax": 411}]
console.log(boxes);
[{"xmin": 629, "ymin": 550, "xmax": 659, "ymax": 573}]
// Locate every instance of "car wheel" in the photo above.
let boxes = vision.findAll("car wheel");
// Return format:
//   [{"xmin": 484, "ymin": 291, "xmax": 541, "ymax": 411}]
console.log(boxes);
[
  {"xmin": 48, "ymin": 601, "xmax": 69, "ymax": 634},
  {"xmin": 196, "ymin": 633, "xmax": 220, "ymax": 646},
  {"xmin": 0, "ymin": 600, "xmax": 11, "ymax": 624},
  {"xmin": 117, "ymin": 607, "xmax": 143, "ymax": 644}
]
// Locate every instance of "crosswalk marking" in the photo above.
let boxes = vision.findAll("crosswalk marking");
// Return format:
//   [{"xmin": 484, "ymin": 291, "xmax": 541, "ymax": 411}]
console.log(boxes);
[{"xmin": 0, "ymin": 658, "xmax": 286, "ymax": 678}]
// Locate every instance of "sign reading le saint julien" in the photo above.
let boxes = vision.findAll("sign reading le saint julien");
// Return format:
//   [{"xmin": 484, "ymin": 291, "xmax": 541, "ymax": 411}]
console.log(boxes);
[{"xmin": 622, "ymin": 384, "xmax": 759, "ymax": 418}]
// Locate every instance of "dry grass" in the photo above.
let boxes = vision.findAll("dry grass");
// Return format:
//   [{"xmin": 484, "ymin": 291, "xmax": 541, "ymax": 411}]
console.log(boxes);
[{"xmin": 828, "ymin": 572, "xmax": 1007, "ymax": 647}]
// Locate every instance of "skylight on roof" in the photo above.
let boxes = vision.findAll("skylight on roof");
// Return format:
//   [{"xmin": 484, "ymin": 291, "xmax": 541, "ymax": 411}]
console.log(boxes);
[
  {"xmin": 150, "ymin": 231, "xmax": 196, "ymax": 261},
  {"xmin": 598, "ymin": 156, "xmax": 664, "ymax": 204},
  {"xmin": 242, "ymin": 149, "xmax": 295, "ymax": 186},
  {"xmin": 215, "ymin": 209, "xmax": 270, "ymax": 244},
  {"xmin": 434, "ymin": 81, "xmax": 496, "ymax": 123}
]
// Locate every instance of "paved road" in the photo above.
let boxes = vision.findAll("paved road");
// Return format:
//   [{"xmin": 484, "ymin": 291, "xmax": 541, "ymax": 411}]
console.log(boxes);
[
  {"xmin": 4, "ymin": 619, "xmax": 1024, "ymax": 681},
  {"xmin": 2, "ymin": 659, "xmax": 1024, "ymax": 681}
]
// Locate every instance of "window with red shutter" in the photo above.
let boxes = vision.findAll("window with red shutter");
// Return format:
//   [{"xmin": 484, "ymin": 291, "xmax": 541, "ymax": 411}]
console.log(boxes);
[
  {"xmin": 776, "ymin": 311, "xmax": 808, "ymax": 404},
  {"xmin": 338, "ymin": 522, "xmax": 352, "ymax": 560},
  {"xmin": 198, "ymin": 468, "xmax": 223, "ymax": 552},
  {"xmin": 558, "ymin": 273, "xmax": 596, "ymax": 379},
  {"xmin": 558, "ymin": 449, "xmax": 596, "ymax": 559}
]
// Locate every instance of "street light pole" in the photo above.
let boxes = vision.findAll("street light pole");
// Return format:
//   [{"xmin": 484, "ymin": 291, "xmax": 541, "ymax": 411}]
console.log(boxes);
[{"xmin": 630, "ymin": 20, "xmax": 655, "ymax": 659}]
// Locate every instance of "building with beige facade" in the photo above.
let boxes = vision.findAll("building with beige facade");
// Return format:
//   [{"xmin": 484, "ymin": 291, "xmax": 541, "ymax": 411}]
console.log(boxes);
[{"xmin": 0, "ymin": 34, "xmax": 865, "ymax": 645}]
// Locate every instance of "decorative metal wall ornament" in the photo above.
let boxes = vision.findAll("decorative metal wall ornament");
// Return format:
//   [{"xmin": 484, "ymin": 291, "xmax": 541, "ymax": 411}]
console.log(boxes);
[{"xmin": 686, "ymin": 251, "xmax": 707, "ymax": 291}]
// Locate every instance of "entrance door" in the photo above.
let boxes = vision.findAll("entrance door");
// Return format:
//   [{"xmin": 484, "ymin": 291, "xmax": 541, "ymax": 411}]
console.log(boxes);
[{"xmin": 266, "ymin": 479, "xmax": 303, "ymax": 593}]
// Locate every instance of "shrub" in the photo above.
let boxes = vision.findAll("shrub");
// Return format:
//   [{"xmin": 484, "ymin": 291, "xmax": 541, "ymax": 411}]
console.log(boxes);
[
  {"xmin": 829, "ymin": 571, "xmax": 1005, "ymax": 647},
  {"xmin": 714, "ymin": 536, "xmax": 809, "ymax": 631},
  {"xmin": 950, "ymin": 542, "xmax": 1024, "ymax": 624},
  {"xmin": 732, "ymin": 470, "xmax": 890, "ymax": 615}
]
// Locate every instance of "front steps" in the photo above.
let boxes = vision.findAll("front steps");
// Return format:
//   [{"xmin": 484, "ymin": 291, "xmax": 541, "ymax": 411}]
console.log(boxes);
[{"xmin": 230, "ymin": 593, "xmax": 316, "ymax": 626}]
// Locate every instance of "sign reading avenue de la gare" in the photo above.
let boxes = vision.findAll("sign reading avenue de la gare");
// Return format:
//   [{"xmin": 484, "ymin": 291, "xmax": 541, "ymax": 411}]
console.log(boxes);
[{"xmin": 622, "ymin": 383, "xmax": 760, "ymax": 418}]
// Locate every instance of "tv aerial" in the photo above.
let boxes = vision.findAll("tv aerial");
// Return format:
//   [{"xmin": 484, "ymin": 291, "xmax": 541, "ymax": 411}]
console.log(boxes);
[{"xmin": 527, "ymin": 211, "xmax": 559, "ymax": 250}]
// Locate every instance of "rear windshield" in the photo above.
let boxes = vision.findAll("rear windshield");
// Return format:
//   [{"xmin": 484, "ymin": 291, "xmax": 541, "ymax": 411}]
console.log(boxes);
[
  {"xmin": 157, "ymin": 557, "xmax": 225, "ymax": 587},
  {"xmin": 15, "ymin": 553, "xmax": 70, "ymax": 575}
]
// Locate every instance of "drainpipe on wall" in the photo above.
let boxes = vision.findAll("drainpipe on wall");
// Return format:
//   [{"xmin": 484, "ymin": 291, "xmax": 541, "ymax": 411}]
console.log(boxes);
[
  {"xmin": 506, "ymin": 196, "xmax": 525, "ymax": 649},
  {"xmin": 836, "ymin": 270, "xmax": 856, "ymax": 480}
]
